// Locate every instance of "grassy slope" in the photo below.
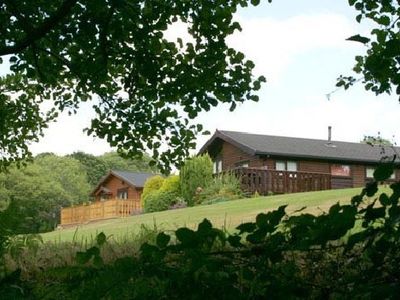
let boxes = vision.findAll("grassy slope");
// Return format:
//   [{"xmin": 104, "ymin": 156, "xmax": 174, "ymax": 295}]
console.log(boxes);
[{"xmin": 43, "ymin": 188, "xmax": 367, "ymax": 243}]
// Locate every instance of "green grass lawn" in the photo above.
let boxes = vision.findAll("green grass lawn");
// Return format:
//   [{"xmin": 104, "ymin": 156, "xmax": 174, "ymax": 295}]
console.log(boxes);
[{"xmin": 42, "ymin": 187, "xmax": 372, "ymax": 243}]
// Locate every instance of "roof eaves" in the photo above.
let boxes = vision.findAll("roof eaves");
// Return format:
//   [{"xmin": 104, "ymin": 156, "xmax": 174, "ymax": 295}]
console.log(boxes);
[
  {"xmin": 90, "ymin": 170, "xmax": 112, "ymax": 196},
  {"xmin": 198, "ymin": 130, "xmax": 220, "ymax": 154},
  {"xmin": 90, "ymin": 170, "xmax": 138, "ymax": 196},
  {"xmin": 110, "ymin": 170, "xmax": 137, "ymax": 187},
  {"xmin": 198, "ymin": 130, "xmax": 257, "ymax": 156},
  {"xmin": 219, "ymin": 131, "xmax": 257, "ymax": 155},
  {"xmin": 255, "ymin": 150, "xmax": 399, "ymax": 164}
]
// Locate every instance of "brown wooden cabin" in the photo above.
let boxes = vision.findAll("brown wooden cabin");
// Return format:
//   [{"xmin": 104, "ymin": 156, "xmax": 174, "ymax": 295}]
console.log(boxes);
[
  {"xmin": 199, "ymin": 130, "xmax": 400, "ymax": 195},
  {"xmin": 91, "ymin": 170, "xmax": 155, "ymax": 203},
  {"xmin": 60, "ymin": 170, "xmax": 155, "ymax": 226}
]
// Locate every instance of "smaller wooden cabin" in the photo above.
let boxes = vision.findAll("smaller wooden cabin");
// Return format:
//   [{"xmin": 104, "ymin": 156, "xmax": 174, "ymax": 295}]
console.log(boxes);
[
  {"xmin": 60, "ymin": 170, "xmax": 155, "ymax": 226},
  {"xmin": 91, "ymin": 170, "xmax": 155, "ymax": 203}
]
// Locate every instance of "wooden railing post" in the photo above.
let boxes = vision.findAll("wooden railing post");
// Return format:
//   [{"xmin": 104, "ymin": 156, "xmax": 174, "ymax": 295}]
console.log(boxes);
[{"xmin": 231, "ymin": 167, "xmax": 332, "ymax": 196}]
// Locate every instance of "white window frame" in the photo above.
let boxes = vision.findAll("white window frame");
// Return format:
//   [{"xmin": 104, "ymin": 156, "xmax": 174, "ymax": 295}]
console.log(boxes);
[
  {"xmin": 117, "ymin": 189, "xmax": 128, "ymax": 200},
  {"xmin": 366, "ymin": 167, "xmax": 375, "ymax": 179},
  {"xmin": 275, "ymin": 161, "xmax": 297, "ymax": 172},
  {"xmin": 213, "ymin": 157, "xmax": 223, "ymax": 174},
  {"xmin": 235, "ymin": 160, "xmax": 250, "ymax": 168},
  {"xmin": 287, "ymin": 161, "xmax": 298, "ymax": 172},
  {"xmin": 276, "ymin": 161, "xmax": 286, "ymax": 171}
]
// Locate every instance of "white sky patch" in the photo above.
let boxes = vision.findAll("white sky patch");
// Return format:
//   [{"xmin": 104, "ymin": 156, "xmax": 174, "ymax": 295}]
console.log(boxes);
[
  {"xmin": 226, "ymin": 13, "xmax": 358, "ymax": 85},
  {"xmin": 30, "ymin": 101, "xmax": 112, "ymax": 156},
  {"xmin": 163, "ymin": 20, "xmax": 194, "ymax": 45}
]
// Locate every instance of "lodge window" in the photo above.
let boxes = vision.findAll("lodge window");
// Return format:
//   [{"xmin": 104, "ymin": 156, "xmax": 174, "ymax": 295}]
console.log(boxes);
[
  {"xmin": 366, "ymin": 167, "xmax": 374, "ymax": 179},
  {"xmin": 366, "ymin": 167, "xmax": 395, "ymax": 179},
  {"xmin": 275, "ymin": 161, "xmax": 297, "ymax": 172},
  {"xmin": 331, "ymin": 164, "xmax": 351, "ymax": 177},
  {"xmin": 117, "ymin": 188, "xmax": 128, "ymax": 200},
  {"xmin": 235, "ymin": 160, "xmax": 249, "ymax": 168},
  {"xmin": 213, "ymin": 157, "xmax": 223, "ymax": 174}
]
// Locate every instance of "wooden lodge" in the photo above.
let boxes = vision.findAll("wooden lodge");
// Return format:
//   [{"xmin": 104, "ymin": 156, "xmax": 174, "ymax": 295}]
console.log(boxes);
[
  {"xmin": 60, "ymin": 170, "xmax": 155, "ymax": 226},
  {"xmin": 199, "ymin": 130, "xmax": 400, "ymax": 195}
]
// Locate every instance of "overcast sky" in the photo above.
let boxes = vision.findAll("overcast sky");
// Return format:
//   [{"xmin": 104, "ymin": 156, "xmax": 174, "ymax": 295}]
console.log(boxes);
[{"xmin": 2, "ymin": 0, "xmax": 399, "ymax": 157}]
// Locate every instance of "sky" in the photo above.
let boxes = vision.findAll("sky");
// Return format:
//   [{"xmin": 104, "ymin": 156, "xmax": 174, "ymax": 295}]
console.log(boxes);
[{"xmin": 1, "ymin": 0, "xmax": 400, "ymax": 158}]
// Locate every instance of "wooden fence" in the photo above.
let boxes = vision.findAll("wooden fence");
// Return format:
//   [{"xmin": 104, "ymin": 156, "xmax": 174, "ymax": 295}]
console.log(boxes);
[
  {"xmin": 60, "ymin": 199, "xmax": 141, "ymax": 226},
  {"xmin": 231, "ymin": 167, "xmax": 332, "ymax": 195}
]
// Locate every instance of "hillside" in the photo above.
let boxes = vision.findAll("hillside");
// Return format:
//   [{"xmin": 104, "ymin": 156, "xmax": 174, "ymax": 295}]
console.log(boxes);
[{"xmin": 42, "ymin": 188, "xmax": 369, "ymax": 243}]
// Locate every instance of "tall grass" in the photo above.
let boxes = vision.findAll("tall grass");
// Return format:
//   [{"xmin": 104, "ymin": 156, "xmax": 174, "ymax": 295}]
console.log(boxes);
[{"xmin": 4, "ymin": 222, "xmax": 162, "ymax": 279}]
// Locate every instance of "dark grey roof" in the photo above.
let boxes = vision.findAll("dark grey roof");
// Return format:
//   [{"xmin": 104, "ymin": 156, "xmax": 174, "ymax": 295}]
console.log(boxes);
[
  {"xmin": 200, "ymin": 130, "xmax": 400, "ymax": 164},
  {"xmin": 111, "ymin": 170, "xmax": 157, "ymax": 188},
  {"xmin": 90, "ymin": 170, "xmax": 157, "ymax": 196}
]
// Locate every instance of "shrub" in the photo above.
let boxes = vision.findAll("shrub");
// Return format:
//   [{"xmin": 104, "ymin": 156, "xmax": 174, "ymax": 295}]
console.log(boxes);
[
  {"xmin": 141, "ymin": 175, "xmax": 164, "ymax": 207},
  {"xmin": 180, "ymin": 154, "xmax": 213, "ymax": 206},
  {"xmin": 143, "ymin": 175, "xmax": 182, "ymax": 213},
  {"xmin": 144, "ymin": 191, "xmax": 179, "ymax": 213},
  {"xmin": 159, "ymin": 175, "xmax": 180, "ymax": 195},
  {"xmin": 198, "ymin": 173, "xmax": 242, "ymax": 205}
]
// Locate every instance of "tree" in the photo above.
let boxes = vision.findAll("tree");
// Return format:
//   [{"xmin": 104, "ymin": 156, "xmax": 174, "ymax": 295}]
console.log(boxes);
[
  {"xmin": 0, "ymin": 173, "xmax": 9, "ymax": 211},
  {"xmin": 34, "ymin": 154, "xmax": 91, "ymax": 203},
  {"xmin": 179, "ymin": 154, "xmax": 213, "ymax": 206},
  {"xmin": 0, "ymin": 0, "xmax": 265, "ymax": 173},
  {"xmin": 99, "ymin": 151, "xmax": 157, "ymax": 174},
  {"xmin": 362, "ymin": 134, "xmax": 393, "ymax": 146},
  {"xmin": 0, "ymin": 154, "xmax": 91, "ymax": 233},
  {"xmin": 338, "ymin": 0, "xmax": 400, "ymax": 100},
  {"xmin": 68, "ymin": 152, "xmax": 108, "ymax": 187}
]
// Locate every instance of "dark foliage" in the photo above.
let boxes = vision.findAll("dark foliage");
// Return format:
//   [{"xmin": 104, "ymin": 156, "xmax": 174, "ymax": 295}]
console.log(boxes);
[
  {"xmin": 0, "ymin": 0, "xmax": 265, "ymax": 173},
  {"xmin": 338, "ymin": 0, "xmax": 400, "ymax": 100},
  {"xmin": 1, "ymin": 164, "xmax": 400, "ymax": 299}
]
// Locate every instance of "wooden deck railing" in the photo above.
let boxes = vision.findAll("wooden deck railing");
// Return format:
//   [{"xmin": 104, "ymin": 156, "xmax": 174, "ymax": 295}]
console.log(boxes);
[
  {"xmin": 60, "ymin": 198, "xmax": 141, "ymax": 226},
  {"xmin": 231, "ymin": 167, "xmax": 331, "ymax": 195}
]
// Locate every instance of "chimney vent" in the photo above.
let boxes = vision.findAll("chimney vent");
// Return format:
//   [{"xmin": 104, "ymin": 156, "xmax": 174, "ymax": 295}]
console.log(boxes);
[{"xmin": 328, "ymin": 126, "xmax": 332, "ymax": 141}]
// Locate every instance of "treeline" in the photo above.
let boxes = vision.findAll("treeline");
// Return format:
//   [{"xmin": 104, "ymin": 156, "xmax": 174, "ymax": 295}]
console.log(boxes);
[{"xmin": 0, "ymin": 152, "xmax": 156, "ymax": 233}]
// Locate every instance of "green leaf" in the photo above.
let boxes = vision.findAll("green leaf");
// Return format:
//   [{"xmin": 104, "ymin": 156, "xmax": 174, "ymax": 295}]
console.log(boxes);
[
  {"xmin": 345, "ymin": 230, "xmax": 369, "ymax": 251},
  {"xmin": 347, "ymin": 34, "xmax": 370, "ymax": 44},
  {"xmin": 365, "ymin": 206, "xmax": 386, "ymax": 224},
  {"xmin": 364, "ymin": 181, "xmax": 378, "ymax": 197},
  {"xmin": 373, "ymin": 163, "xmax": 394, "ymax": 181},
  {"xmin": 246, "ymin": 229, "xmax": 266, "ymax": 244},
  {"xmin": 76, "ymin": 251, "xmax": 91, "ymax": 264},
  {"xmin": 378, "ymin": 15, "xmax": 391, "ymax": 26},
  {"xmin": 87, "ymin": 246, "xmax": 100, "ymax": 257},
  {"xmin": 96, "ymin": 232, "xmax": 106, "ymax": 246},
  {"xmin": 236, "ymin": 222, "xmax": 256, "ymax": 234},
  {"xmin": 227, "ymin": 235, "xmax": 242, "ymax": 247},
  {"xmin": 197, "ymin": 218, "xmax": 212, "ymax": 235},
  {"xmin": 175, "ymin": 227, "xmax": 197, "ymax": 247},
  {"xmin": 256, "ymin": 213, "xmax": 269, "ymax": 229},
  {"xmin": 379, "ymin": 193, "xmax": 391, "ymax": 206},
  {"xmin": 156, "ymin": 232, "xmax": 171, "ymax": 248}
]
